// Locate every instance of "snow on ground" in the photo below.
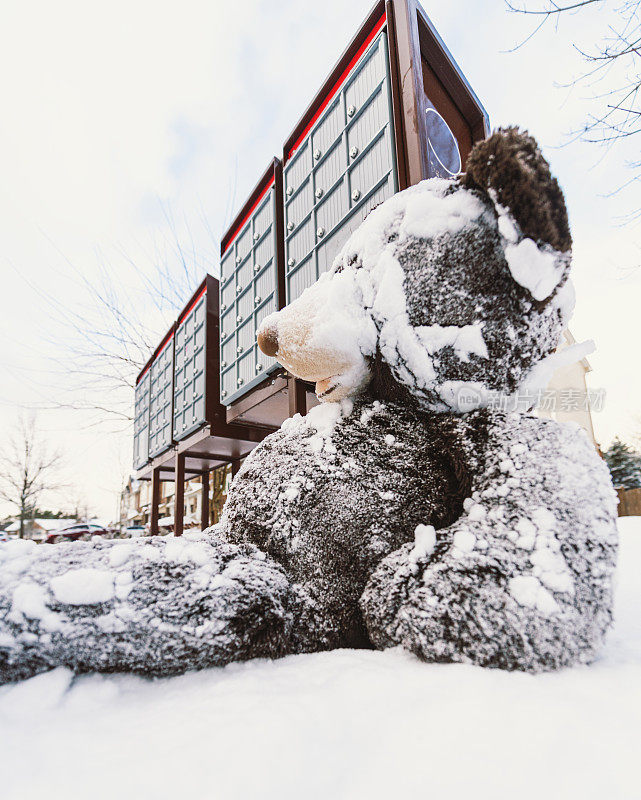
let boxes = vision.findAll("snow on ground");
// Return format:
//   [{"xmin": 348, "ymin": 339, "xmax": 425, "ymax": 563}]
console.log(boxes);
[{"xmin": 1, "ymin": 518, "xmax": 640, "ymax": 800}]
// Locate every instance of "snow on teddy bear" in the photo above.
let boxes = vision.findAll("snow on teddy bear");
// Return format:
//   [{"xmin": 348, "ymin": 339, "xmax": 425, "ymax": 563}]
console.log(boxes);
[{"xmin": 0, "ymin": 128, "xmax": 618, "ymax": 683}]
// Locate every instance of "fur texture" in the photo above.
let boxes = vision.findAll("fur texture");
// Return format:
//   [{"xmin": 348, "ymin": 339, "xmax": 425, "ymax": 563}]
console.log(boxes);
[
  {"xmin": 376, "ymin": 182, "xmax": 569, "ymax": 400},
  {"xmin": 222, "ymin": 397, "xmax": 474, "ymax": 649},
  {"xmin": 0, "ymin": 533, "xmax": 305, "ymax": 682},
  {"xmin": 361, "ymin": 411, "xmax": 617, "ymax": 669}
]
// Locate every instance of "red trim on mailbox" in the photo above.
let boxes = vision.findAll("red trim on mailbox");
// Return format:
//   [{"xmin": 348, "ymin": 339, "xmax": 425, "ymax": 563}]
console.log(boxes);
[
  {"xmin": 221, "ymin": 176, "xmax": 275, "ymax": 255},
  {"xmin": 178, "ymin": 284, "xmax": 207, "ymax": 325},
  {"xmin": 136, "ymin": 328, "xmax": 174, "ymax": 385},
  {"xmin": 137, "ymin": 275, "xmax": 212, "ymax": 384},
  {"xmin": 156, "ymin": 330, "xmax": 174, "ymax": 355},
  {"xmin": 136, "ymin": 364, "xmax": 150, "ymax": 385},
  {"xmin": 286, "ymin": 11, "xmax": 387, "ymax": 162}
]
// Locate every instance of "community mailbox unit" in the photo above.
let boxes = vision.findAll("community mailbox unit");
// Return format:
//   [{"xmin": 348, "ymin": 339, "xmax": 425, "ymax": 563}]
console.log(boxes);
[
  {"xmin": 134, "ymin": 0, "xmax": 489, "ymax": 534},
  {"xmin": 133, "ymin": 276, "xmax": 271, "ymax": 534},
  {"xmin": 134, "ymin": 279, "xmax": 219, "ymax": 472},
  {"xmin": 219, "ymin": 0, "xmax": 489, "ymax": 427}
]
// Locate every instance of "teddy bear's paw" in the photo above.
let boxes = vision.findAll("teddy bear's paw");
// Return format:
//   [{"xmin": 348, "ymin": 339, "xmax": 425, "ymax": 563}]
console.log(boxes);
[
  {"xmin": 359, "ymin": 534, "xmax": 611, "ymax": 672},
  {"xmin": 0, "ymin": 534, "xmax": 306, "ymax": 684}
]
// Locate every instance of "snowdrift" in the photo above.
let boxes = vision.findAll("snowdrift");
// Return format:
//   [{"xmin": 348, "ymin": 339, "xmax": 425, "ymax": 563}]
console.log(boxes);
[{"xmin": 1, "ymin": 517, "xmax": 639, "ymax": 800}]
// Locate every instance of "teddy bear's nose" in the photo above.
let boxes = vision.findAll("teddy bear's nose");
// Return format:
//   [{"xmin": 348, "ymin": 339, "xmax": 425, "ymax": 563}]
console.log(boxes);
[{"xmin": 257, "ymin": 323, "xmax": 279, "ymax": 357}]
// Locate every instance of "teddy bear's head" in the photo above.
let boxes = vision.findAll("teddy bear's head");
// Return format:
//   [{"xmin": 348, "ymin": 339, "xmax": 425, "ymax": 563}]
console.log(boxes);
[{"xmin": 258, "ymin": 128, "xmax": 585, "ymax": 411}]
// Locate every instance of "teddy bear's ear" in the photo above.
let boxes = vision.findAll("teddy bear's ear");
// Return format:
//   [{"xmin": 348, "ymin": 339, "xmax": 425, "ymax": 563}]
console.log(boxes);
[{"xmin": 462, "ymin": 127, "xmax": 571, "ymax": 253}]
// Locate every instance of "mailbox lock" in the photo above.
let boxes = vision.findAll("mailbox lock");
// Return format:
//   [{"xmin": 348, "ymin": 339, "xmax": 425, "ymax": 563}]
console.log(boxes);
[
  {"xmin": 235, "ymin": 256, "xmax": 241, "ymax": 265},
  {"xmin": 254, "ymin": 295, "xmax": 261, "ymax": 305},
  {"xmin": 236, "ymin": 284, "xmax": 242, "ymax": 294},
  {"xmin": 286, "ymin": 186, "xmax": 293, "ymax": 197},
  {"xmin": 236, "ymin": 314, "xmax": 243, "ymax": 323},
  {"xmin": 352, "ymin": 189, "xmax": 361, "ymax": 202},
  {"xmin": 236, "ymin": 345, "xmax": 244, "ymax": 354},
  {"xmin": 221, "ymin": 303, "xmax": 227, "ymax": 312},
  {"xmin": 317, "ymin": 227, "xmax": 325, "ymax": 238},
  {"xmin": 253, "ymin": 231, "xmax": 260, "ymax": 241},
  {"xmin": 237, "ymin": 377, "xmax": 244, "ymax": 386},
  {"xmin": 221, "ymin": 360, "xmax": 227, "ymax": 368},
  {"xmin": 256, "ymin": 363, "xmax": 263, "ymax": 372},
  {"xmin": 253, "ymin": 263, "xmax": 261, "ymax": 273},
  {"xmin": 313, "ymin": 148, "xmax": 321, "ymax": 160},
  {"xmin": 288, "ymin": 257, "xmax": 296, "ymax": 268},
  {"xmin": 350, "ymin": 146, "xmax": 359, "ymax": 159},
  {"xmin": 222, "ymin": 390, "xmax": 227, "ymax": 398},
  {"xmin": 347, "ymin": 104, "xmax": 356, "ymax": 117},
  {"xmin": 315, "ymin": 188, "xmax": 323, "ymax": 199},
  {"xmin": 287, "ymin": 221, "xmax": 294, "ymax": 232}
]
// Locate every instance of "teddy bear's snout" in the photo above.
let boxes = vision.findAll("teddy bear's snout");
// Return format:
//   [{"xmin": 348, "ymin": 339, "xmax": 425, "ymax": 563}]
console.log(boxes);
[{"xmin": 257, "ymin": 322, "xmax": 279, "ymax": 358}]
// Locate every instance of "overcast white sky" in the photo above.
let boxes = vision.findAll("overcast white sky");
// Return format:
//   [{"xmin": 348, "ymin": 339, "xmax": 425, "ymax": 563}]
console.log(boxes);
[{"xmin": 1, "ymin": 0, "xmax": 639, "ymax": 520}]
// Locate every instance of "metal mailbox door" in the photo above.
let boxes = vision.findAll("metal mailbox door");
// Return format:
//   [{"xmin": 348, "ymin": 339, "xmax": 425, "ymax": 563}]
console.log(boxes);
[
  {"xmin": 283, "ymin": 27, "xmax": 397, "ymax": 303},
  {"xmin": 219, "ymin": 183, "xmax": 279, "ymax": 405},
  {"xmin": 173, "ymin": 288, "xmax": 208, "ymax": 441},
  {"xmin": 148, "ymin": 334, "xmax": 175, "ymax": 458}
]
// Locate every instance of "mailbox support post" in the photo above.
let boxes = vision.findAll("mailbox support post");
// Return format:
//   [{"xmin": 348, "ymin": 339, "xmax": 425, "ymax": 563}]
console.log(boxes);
[
  {"xmin": 288, "ymin": 377, "xmax": 307, "ymax": 417},
  {"xmin": 174, "ymin": 452, "xmax": 185, "ymax": 537},
  {"xmin": 150, "ymin": 467, "xmax": 161, "ymax": 537},
  {"xmin": 201, "ymin": 471, "xmax": 210, "ymax": 531},
  {"xmin": 231, "ymin": 459, "xmax": 242, "ymax": 478}
]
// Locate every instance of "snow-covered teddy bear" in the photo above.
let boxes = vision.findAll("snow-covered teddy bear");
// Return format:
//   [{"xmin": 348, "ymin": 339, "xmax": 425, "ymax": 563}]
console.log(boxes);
[{"xmin": 0, "ymin": 128, "xmax": 617, "ymax": 683}]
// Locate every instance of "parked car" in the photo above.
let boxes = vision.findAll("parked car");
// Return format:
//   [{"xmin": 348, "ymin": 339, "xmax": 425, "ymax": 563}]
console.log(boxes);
[
  {"xmin": 45, "ymin": 523, "xmax": 109, "ymax": 544},
  {"xmin": 124, "ymin": 525, "xmax": 146, "ymax": 538}
]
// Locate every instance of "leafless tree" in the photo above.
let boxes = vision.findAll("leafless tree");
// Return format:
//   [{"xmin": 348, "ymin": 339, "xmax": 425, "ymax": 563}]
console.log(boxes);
[
  {"xmin": 0, "ymin": 415, "xmax": 63, "ymax": 538},
  {"xmin": 30, "ymin": 205, "xmax": 219, "ymax": 430},
  {"xmin": 507, "ymin": 0, "xmax": 641, "ymax": 217}
]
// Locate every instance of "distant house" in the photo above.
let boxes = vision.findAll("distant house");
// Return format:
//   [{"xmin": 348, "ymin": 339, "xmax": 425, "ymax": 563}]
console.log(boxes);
[
  {"xmin": 120, "ymin": 476, "xmax": 150, "ymax": 529},
  {"xmin": 4, "ymin": 518, "xmax": 76, "ymax": 542},
  {"xmin": 538, "ymin": 330, "xmax": 598, "ymax": 447},
  {"xmin": 120, "ymin": 469, "xmax": 232, "ymax": 533}
]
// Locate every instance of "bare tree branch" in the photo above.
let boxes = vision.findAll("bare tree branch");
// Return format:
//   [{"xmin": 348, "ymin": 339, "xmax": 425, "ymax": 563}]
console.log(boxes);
[
  {"xmin": 506, "ymin": 0, "xmax": 601, "ymax": 16},
  {"xmin": 15, "ymin": 205, "xmax": 219, "ymax": 433},
  {"xmin": 506, "ymin": 0, "xmax": 641, "ymax": 219}
]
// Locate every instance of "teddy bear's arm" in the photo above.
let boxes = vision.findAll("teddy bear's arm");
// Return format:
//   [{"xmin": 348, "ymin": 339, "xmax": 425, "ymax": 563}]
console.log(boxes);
[
  {"xmin": 359, "ymin": 411, "xmax": 619, "ymax": 671},
  {"xmin": 0, "ymin": 527, "xmax": 314, "ymax": 684}
]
